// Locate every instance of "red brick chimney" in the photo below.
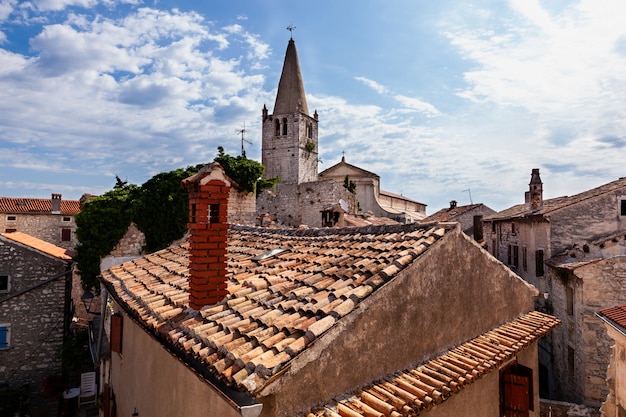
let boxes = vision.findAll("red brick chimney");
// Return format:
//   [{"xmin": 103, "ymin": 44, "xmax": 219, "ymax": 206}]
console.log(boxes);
[{"xmin": 182, "ymin": 162, "xmax": 234, "ymax": 310}]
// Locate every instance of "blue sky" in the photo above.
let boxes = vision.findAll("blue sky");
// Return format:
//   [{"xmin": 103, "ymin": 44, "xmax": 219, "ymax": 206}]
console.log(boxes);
[{"xmin": 1, "ymin": 0, "xmax": 625, "ymax": 212}]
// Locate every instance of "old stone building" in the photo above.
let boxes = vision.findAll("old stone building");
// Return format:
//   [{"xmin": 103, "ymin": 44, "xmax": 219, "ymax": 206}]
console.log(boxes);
[
  {"xmin": 0, "ymin": 232, "xmax": 73, "ymax": 413},
  {"xmin": 257, "ymin": 38, "xmax": 425, "ymax": 228},
  {"xmin": 421, "ymin": 200, "xmax": 496, "ymax": 241},
  {"xmin": 0, "ymin": 194, "xmax": 81, "ymax": 250},
  {"xmin": 482, "ymin": 169, "xmax": 626, "ymax": 409},
  {"xmin": 95, "ymin": 162, "xmax": 560, "ymax": 417}
]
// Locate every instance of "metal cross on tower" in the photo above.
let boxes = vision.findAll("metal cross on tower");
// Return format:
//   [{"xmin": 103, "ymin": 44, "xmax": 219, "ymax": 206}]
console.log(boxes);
[{"xmin": 287, "ymin": 24, "xmax": 296, "ymax": 39}]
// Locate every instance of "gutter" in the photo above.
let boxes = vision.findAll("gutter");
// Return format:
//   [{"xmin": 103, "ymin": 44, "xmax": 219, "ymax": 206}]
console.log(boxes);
[{"xmin": 596, "ymin": 312, "xmax": 626, "ymax": 339}]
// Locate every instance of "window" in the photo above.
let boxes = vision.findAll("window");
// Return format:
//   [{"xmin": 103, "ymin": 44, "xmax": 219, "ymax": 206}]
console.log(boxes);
[
  {"xmin": 111, "ymin": 313, "xmax": 123, "ymax": 354},
  {"xmin": 6, "ymin": 215, "xmax": 16, "ymax": 221},
  {"xmin": 282, "ymin": 118, "xmax": 288, "ymax": 135},
  {"xmin": 61, "ymin": 228, "xmax": 71, "ymax": 242},
  {"xmin": 566, "ymin": 286, "xmax": 574, "ymax": 315},
  {"xmin": 501, "ymin": 364, "xmax": 534, "ymax": 416},
  {"xmin": 0, "ymin": 324, "xmax": 10, "ymax": 349},
  {"xmin": 275, "ymin": 119, "xmax": 280, "ymax": 136},
  {"xmin": 0, "ymin": 275, "xmax": 9, "ymax": 293},
  {"xmin": 63, "ymin": 216, "xmax": 71, "ymax": 222},
  {"xmin": 568, "ymin": 346, "xmax": 575, "ymax": 375},
  {"xmin": 535, "ymin": 249, "xmax": 544, "ymax": 277},
  {"xmin": 621, "ymin": 199, "xmax": 626, "ymax": 216},
  {"xmin": 508, "ymin": 245, "xmax": 519, "ymax": 269},
  {"xmin": 4, "ymin": 229, "xmax": 16, "ymax": 233},
  {"xmin": 522, "ymin": 246, "xmax": 528, "ymax": 272},
  {"xmin": 512, "ymin": 223, "xmax": 516, "ymax": 234}
]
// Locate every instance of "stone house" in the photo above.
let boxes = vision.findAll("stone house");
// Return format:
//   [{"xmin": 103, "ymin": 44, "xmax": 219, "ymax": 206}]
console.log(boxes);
[
  {"xmin": 257, "ymin": 38, "xmax": 425, "ymax": 228},
  {"xmin": 0, "ymin": 232, "xmax": 73, "ymax": 412},
  {"xmin": 482, "ymin": 169, "xmax": 626, "ymax": 408},
  {"xmin": 597, "ymin": 303, "xmax": 626, "ymax": 417},
  {"xmin": 96, "ymin": 162, "xmax": 559, "ymax": 417},
  {"xmin": 421, "ymin": 200, "xmax": 496, "ymax": 241},
  {"xmin": 0, "ymin": 194, "xmax": 81, "ymax": 250}
]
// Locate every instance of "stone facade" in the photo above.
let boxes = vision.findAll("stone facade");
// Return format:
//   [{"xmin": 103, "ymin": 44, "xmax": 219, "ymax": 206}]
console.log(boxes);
[
  {"xmin": 0, "ymin": 234, "xmax": 72, "ymax": 410},
  {"xmin": 483, "ymin": 170, "xmax": 626, "ymax": 409},
  {"xmin": 0, "ymin": 194, "xmax": 81, "ymax": 250},
  {"xmin": 548, "ymin": 256, "xmax": 626, "ymax": 409},
  {"xmin": 257, "ymin": 180, "xmax": 356, "ymax": 228}
]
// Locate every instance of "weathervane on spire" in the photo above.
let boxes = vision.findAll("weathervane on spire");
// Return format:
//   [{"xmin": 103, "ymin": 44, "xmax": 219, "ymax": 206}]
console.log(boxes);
[{"xmin": 287, "ymin": 23, "xmax": 296, "ymax": 39}]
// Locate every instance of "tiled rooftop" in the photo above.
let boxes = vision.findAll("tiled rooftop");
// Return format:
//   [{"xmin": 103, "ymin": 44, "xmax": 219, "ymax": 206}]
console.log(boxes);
[
  {"xmin": 598, "ymin": 304, "xmax": 626, "ymax": 332},
  {"xmin": 101, "ymin": 223, "xmax": 451, "ymax": 395},
  {"xmin": 422, "ymin": 204, "xmax": 485, "ymax": 223},
  {"xmin": 486, "ymin": 177, "xmax": 626, "ymax": 221},
  {"xmin": 0, "ymin": 196, "xmax": 81, "ymax": 214},
  {"xmin": 301, "ymin": 311, "xmax": 560, "ymax": 417},
  {"xmin": 1, "ymin": 231, "xmax": 73, "ymax": 260}
]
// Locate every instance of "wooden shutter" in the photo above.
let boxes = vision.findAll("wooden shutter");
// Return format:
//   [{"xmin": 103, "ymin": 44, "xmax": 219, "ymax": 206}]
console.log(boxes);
[
  {"xmin": 503, "ymin": 374, "xmax": 530, "ymax": 417},
  {"xmin": 110, "ymin": 313, "xmax": 123, "ymax": 354}
]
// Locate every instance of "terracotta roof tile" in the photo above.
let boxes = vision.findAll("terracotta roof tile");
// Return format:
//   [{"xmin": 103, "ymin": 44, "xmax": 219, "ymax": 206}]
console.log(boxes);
[
  {"xmin": 0, "ymin": 196, "xmax": 81, "ymax": 214},
  {"xmin": 300, "ymin": 311, "xmax": 560, "ymax": 417},
  {"xmin": 99, "ymin": 222, "xmax": 518, "ymax": 398},
  {"xmin": 1, "ymin": 231, "xmax": 73, "ymax": 260},
  {"xmin": 598, "ymin": 304, "xmax": 626, "ymax": 332}
]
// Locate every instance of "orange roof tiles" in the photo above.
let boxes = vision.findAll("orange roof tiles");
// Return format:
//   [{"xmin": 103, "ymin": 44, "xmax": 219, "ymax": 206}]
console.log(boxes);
[
  {"xmin": 598, "ymin": 304, "xmax": 626, "ymax": 332},
  {"xmin": 302, "ymin": 311, "xmax": 560, "ymax": 417},
  {"xmin": 1, "ymin": 231, "xmax": 73, "ymax": 260},
  {"xmin": 0, "ymin": 196, "xmax": 81, "ymax": 214},
  {"xmin": 101, "ymin": 223, "xmax": 452, "ymax": 395}
]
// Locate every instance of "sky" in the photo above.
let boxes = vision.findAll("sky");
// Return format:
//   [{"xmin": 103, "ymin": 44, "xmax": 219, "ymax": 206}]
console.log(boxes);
[{"xmin": 0, "ymin": 0, "xmax": 625, "ymax": 213}]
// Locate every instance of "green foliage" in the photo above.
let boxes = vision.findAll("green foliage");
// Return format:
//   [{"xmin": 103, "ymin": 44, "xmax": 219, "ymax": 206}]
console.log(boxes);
[
  {"xmin": 343, "ymin": 175, "xmax": 357, "ymax": 194},
  {"xmin": 305, "ymin": 140, "xmax": 316, "ymax": 152},
  {"xmin": 75, "ymin": 183, "xmax": 138, "ymax": 291},
  {"xmin": 133, "ymin": 165, "xmax": 204, "ymax": 252},
  {"xmin": 214, "ymin": 146, "xmax": 276, "ymax": 194}
]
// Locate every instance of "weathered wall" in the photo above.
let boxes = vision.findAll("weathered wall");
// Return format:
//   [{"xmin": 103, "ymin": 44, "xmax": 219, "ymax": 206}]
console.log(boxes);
[
  {"xmin": 108, "ymin": 309, "xmax": 248, "ymax": 417},
  {"xmin": 0, "ymin": 212, "xmax": 78, "ymax": 249},
  {"xmin": 550, "ymin": 192, "xmax": 626, "ymax": 256},
  {"xmin": 260, "ymin": 226, "xmax": 538, "ymax": 416},
  {"xmin": 600, "ymin": 324, "xmax": 626, "ymax": 417},
  {"xmin": 228, "ymin": 189, "xmax": 257, "ymax": 226},
  {"xmin": 256, "ymin": 180, "xmax": 355, "ymax": 228},
  {"xmin": 0, "ymin": 239, "xmax": 70, "ymax": 406},
  {"xmin": 549, "ymin": 257, "xmax": 626, "ymax": 409}
]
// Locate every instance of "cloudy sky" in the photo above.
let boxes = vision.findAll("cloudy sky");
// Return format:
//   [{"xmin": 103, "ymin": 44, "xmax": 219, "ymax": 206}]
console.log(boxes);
[{"xmin": 0, "ymin": 0, "xmax": 625, "ymax": 212}]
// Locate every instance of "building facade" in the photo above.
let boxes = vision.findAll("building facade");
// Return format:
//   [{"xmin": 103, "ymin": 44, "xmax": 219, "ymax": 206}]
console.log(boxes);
[
  {"xmin": 0, "ymin": 194, "xmax": 81, "ymax": 250},
  {"xmin": 483, "ymin": 169, "xmax": 626, "ymax": 408},
  {"xmin": 0, "ymin": 232, "xmax": 73, "ymax": 412}
]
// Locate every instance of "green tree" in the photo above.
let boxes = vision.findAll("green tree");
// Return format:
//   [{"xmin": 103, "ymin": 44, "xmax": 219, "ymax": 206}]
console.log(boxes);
[
  {"xmin": 214, "ymin": 146, "xmax": 278, "ymax": 193},
  {"xmin": 74, "ymin": 182, "xmax": 138, "ymax": 291},
  {"xmin": 343, "ymin": 175, "xmax": 356, "ymax": 194},
  {"xmin": 133, "ymin": 164, "xmax": 204, "ymax": 252}
]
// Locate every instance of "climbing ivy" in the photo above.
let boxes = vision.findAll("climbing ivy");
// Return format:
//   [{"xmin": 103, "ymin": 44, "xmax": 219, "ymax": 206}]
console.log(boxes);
[{"xmin": 75, "ymin": 149, "xmax": 277, "ymax": 291}]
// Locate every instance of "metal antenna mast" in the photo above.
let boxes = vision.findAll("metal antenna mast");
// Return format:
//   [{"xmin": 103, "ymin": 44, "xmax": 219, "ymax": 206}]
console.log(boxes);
[{"xmin": 238, "ymin": 122, "xmax": 251, "ymax": 157}]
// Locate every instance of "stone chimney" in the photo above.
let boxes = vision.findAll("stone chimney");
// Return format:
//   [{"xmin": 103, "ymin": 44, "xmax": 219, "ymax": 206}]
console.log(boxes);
[
  {"xmin": 181, "ymin": 162, "xmax": 234, "ymax": 310},
  {"xmin": 51, "ymin": 193, "xmax": 62, "ymax": 213},
  {"xmin": 528, "ymin": 168, "xmax": 543, "ymax": 211}
]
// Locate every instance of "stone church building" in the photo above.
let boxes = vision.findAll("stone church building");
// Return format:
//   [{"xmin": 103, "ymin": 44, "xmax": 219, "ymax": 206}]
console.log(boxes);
[{"xmin": 257, "ymin": 38, "xmax": 426, "ymax": 228}]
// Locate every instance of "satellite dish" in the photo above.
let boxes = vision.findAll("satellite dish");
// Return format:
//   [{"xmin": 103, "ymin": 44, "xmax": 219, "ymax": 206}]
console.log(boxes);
[{"xmin": 339, "ymin": 199, "xmax": 349, "ymax": 212}]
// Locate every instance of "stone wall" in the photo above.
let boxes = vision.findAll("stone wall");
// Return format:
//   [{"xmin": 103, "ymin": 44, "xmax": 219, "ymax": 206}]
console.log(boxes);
[
  {"xmin": 0, "ymin": 238, "xmax": 71, "ymax": 408},
  {"xmin": 227, "ymin": 189, "xmax": 257, "ymax": 226},
  {"xmin": 257, "ymin": 180, "xmax": 355, "ymax": 228},
  {"xmin": 0, "ymin": 213, "xmax": 78, "ymax": 249},
  {"xmin": 549, "ymin": 257, "xmax": 626, "ymax": 409}
]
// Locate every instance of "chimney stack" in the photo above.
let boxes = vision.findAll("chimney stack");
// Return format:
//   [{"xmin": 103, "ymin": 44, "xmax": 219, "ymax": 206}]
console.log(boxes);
[
  {"xmin": 182, "ymin": 163, "xmax": 234, "ymax": 310},
  {"xmin": 51, "ymin": 193, "xmax": 62, "ymax": 213},
  {"xmin": 449, "ymin": 200, "xmax": 457, "ymax": 210},
  {"xmin": 528, "ymin": 168, "xmax": 543, "ymax": 211}
]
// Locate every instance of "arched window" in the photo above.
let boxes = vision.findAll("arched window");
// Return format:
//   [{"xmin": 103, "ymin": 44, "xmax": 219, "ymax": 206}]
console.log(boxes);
[
  {"xmin": 307, "ymin": 123, "xmax": 312, "ymax": 138},
  {"xmin": 275, "ymin": 119, "xmax": 280, "ymax": 136},
  {"xmin": 282, "ymin": 118, "xmax": 288, "ymax": 135}
]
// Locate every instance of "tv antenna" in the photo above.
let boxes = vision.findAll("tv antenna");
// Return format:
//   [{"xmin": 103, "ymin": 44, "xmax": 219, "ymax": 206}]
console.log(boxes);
[
  {"xmin": 463, "ymin": 189, "xmax": 473, "ymax": 204},
  {"xmin": 237, "ymin": 122, "xmax": 252, "ymax": 157}
]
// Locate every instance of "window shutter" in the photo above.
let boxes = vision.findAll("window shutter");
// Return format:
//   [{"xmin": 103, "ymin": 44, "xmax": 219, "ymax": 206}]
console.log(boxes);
[
  {"xmin": 111, "ymin": 313, "xmax": 123, "ymax": 354},
  {"xmin": 503, "ymin": 374, "xmax": 530, "ymax": 416}
]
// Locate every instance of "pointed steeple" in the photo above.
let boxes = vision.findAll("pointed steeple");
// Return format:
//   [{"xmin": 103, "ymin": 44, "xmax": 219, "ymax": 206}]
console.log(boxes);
[{"xmin": 273, "ymin": 39, "xmax": 309, "ymax": 115}]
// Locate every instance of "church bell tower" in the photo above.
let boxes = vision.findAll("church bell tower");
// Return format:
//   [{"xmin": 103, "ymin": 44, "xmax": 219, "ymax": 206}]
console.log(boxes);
[{"xmin": 262, "ymin": 35, "xmax": 319, "ymax": 184}]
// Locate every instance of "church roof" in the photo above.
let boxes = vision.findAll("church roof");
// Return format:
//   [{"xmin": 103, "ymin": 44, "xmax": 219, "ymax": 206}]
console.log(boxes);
[{"xmin": 273, "ymin": 39, "xmax": 309, "ymax": 115}]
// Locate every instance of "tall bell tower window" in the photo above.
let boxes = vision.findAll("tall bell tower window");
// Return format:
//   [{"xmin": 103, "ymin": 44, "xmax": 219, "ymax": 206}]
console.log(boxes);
[
  {"xmin": 275, "ymin": 119, "xmax": 280, "ymax": 136},
  {"xmin": 282, "ymin": 118, "xmax": 288, "ymax": 135}
]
